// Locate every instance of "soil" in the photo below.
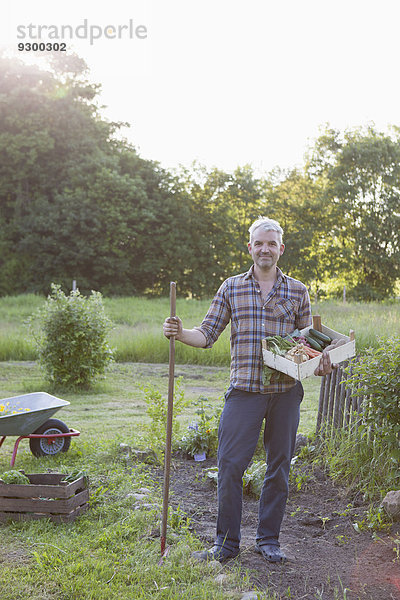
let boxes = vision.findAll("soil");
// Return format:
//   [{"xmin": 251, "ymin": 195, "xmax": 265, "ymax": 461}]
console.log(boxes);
[{"xmin": 166, "ymin": 456, "xmax": 400, "ymax": 600}]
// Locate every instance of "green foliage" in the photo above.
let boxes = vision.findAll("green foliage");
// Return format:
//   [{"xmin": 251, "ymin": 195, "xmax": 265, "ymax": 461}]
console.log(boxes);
[
  {"xmin": 207, "ymin": 460, "xmax": 267, "ymax": 497},
  {"xmin": 289, "ymin": 454, "xmax": 314, "ymax": 491},
  {"xmin": 242, "ymin": 460, "xmax": 266, "ymax": 496},
  {"xmin": 29, "ymin": 284, "xmax": 114, "ymax": 389},
  {"xmin": 179, "ymin": 397, "xmax": 220, "ymax": 458},
  {"xmin": 345, "ymin": 336, "xmax": 400, "ymax": 458},
  {"xmin": 306, "ymin": 125, "xmax": 400, "ymax": 299},
  {"xmin": 0, "ymin": 470, "xmax": 30, "ymax": 484},
  {"xmin": 315, "ymin": 431, "xmax": 399, "ymax": 502},
  {"xmin": 352, "ymin": 505, "xmax": 392, "ymax": 533},
  {"xmin": 140, "ymin": 377, "xmax": 191, "ymax": 463},
  {"xmin": 0, "ymin": 53, "xmax": 194, "ymax": 297},
  {"xmin": 1, "ymin": 53, "xmax": 399, "ymax": 300}
]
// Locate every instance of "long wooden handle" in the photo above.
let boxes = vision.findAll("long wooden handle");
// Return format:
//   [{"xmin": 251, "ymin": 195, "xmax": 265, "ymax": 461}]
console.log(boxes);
[{"xmin": 161, "ymin": 282, "xmax": 176, "ymax": 556}]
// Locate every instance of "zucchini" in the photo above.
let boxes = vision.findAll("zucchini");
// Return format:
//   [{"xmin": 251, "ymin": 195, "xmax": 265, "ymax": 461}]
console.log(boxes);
[
  {"xmin": 309, "ymin": 328, "xmax": 332, "ymax": 344},
  {"xmin": 305, "ymin": 335, "xmax": 323, "ymax": 351}
]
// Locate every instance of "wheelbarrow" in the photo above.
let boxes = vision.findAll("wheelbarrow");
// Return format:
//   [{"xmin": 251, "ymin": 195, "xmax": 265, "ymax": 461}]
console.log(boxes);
[{"xmin": 0, "ymin": 392, "xmax": 80, "ymax": 467}]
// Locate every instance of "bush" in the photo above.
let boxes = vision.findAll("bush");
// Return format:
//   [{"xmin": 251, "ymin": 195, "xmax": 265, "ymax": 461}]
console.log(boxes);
[
  {"xmin": 140, "ymin": 377, "xmax": 191, "ymax": 463},
  {"xmin": 29, "ymin": 284, "xmax": 114, "ymax": 389},
  {"xmin": 346, "ymin": 336, "xmax": 400, "ymax": 460},
  {"xmin": 179, "ymin": 397, "xmax": 221, "ymax": 459}
]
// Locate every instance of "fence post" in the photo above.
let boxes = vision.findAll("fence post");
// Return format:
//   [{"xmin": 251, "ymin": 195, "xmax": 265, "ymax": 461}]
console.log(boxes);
[
  {"xmin": 316, "ymin": 374, "xmax": 327, "ymax": 435},
  {"xmin": 315, "ymin": 357, "xmax": 366, "ymax": 440}
]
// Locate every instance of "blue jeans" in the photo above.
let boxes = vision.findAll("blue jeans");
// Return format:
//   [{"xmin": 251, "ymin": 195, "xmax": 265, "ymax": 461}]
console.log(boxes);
[{"xmin": 215, "ymin": 382, "xmax": 303, "ymax": 552}]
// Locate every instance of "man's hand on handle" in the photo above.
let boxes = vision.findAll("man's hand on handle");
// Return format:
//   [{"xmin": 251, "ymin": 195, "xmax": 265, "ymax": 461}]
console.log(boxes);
[
  {"xmin": 163, "ymin": 316, "xmax": 183, "ymax": 340},
  {"xmin": 163, "ymin": 317, "xmax": 207, "ymax": 348}
]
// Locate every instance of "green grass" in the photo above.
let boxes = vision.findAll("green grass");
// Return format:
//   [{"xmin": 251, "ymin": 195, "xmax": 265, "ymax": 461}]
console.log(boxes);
[
  {"xmin": 0, "ymin": 361, "xmax": 323, "ymax": 600},
  {"xmin": 0, "ymin": 294, "xmax": 399, "ymax": 362},
  {"xmin": 0, "ymin": 445, "xmax": 255, "ymax": 600},
  {"xmin": 0, "ymin": 293, "xmax": 396, "ymax": 598},
  {"xmin": 0, "ymin": 362, "xmax": 278, "ymax": 600},
  {"xmin": 0, "ymin": 361, "xmax": 320, "ymax": 444}
]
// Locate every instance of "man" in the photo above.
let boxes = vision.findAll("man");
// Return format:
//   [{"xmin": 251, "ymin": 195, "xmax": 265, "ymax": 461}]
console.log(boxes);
[{"xmin": 163, "ymin": 217, "xmax": 337, "ymax": 564}]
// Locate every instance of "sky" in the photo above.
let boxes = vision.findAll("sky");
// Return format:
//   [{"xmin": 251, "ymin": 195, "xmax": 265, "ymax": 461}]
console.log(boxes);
[{"xmin": 2, "ymin": 0, "xmax": 400, "ymax": 174}]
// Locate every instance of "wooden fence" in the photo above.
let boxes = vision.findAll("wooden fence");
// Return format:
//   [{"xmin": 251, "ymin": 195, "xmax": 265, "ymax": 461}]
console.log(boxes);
[{"xmin": 315, "ymin": 358, "xmax": 366, "ymax": 437}]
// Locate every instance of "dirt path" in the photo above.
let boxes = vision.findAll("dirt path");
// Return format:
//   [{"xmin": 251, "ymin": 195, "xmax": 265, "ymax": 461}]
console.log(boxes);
[{"xmin": 168, "ymin": 457, "xmax": 400, "ymax": 600}]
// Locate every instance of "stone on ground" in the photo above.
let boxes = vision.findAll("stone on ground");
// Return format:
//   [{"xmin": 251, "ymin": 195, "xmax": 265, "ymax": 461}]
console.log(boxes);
[{"xmin": 382, "ymin": 490, "xmax": 400, "ymax": 520}]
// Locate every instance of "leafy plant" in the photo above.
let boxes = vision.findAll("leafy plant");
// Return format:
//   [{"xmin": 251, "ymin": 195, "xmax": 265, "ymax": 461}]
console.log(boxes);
[
  {"xmin": 179, "ymin": 397, "xmax": 220, "ymax": 458},
  {"xmin": 345, "ymin": 336, "xmax": 400, "ymax": 460},
  {"xmin": 353, "ymin": 505, "xmax": 392, "ymax": 533},
  {"xmin": 242, "ymin": 460, "xmax": 266, "ymax": 496},
  {"xmin": 28, "ymin": 284, "xmax": 114, "ymax": 389},
  {"xmin": 206, "ymin": 460, "xmax": 267, "ymax": 497},
  {"xmin": 180, "ymin": 423, "xmax": 209, "ymax": 457},
  {"xmin": 140, "ymin": 377, "xmax": 190, "ymax": 464},
  {"xmin": 315, "ymin": 429, "xmax": 399, "ymax": 501},
  {"xmin": 289, "ymin": 453, "xmax": 314, "ymax": 491},
  {"xmin": 312, "ymin": 338, "xmax": 400, "ymax": 501},
  {"xmin": 0, "ymin": 470, "xmax": 30, "ymax": 484}
]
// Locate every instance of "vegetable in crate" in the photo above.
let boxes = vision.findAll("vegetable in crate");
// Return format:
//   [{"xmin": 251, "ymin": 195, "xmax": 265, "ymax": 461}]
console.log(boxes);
[
  {"xmin": 263, "ymin": 335, "xmax": 296, "ymax": 355},
  {"xmin": 0, "ymin": 470, "xmax": 30, "ymax": 485},
  {"xmin": 285, "ymin": 344, "xmax": 309, "ymax": 363},
  {"xmin": 308, "ymin": 329, "xmax": 332, "ymax": 345},
  {"xmin": 262, "ymin": 334, "xmax": 301, "ymax": 384},
  {"xmin": 61, "ymin": 468, "xmax": 88, "ymax": 484},
  {"xmin": 305, "ymin": 335, "xmax": 324, "ymax": 351}
]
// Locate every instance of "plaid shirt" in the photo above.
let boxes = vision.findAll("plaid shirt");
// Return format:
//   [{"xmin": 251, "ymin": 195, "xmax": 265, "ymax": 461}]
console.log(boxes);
[{"xmin": 195, "ymin": 266, "xmax": 312, "ymax": 394}]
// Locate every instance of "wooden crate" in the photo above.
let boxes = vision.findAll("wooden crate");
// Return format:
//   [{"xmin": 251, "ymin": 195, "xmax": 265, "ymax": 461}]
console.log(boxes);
[
  {"xmin": 262, "ymin": 324, "xmax": 356, "ymax": 381},
  {"xmin": 0, "ymin": 473, "xmax": 89, "ymax": 523}
]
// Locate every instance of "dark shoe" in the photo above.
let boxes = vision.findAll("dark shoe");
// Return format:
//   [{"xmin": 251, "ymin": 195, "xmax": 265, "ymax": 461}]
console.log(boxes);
[
  {"xmin": 192, "ymin": 545, "xmax": 239, "ymax": 563},
  {"xmin": 255, "ymin": 543, "xmax": 287, "ymax": 563}
]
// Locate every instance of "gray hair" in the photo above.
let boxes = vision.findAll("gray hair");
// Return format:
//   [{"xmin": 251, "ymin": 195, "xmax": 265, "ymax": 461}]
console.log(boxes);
[{"xmin": 248, "ymin": 217, "xmax": 283, "ymax": 243}]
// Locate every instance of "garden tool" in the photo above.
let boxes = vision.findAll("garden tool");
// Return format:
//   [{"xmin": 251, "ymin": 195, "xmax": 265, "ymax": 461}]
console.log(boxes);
[{"xmin": 160, "ymin": 281, "xmax": 176, "ymax": 562}]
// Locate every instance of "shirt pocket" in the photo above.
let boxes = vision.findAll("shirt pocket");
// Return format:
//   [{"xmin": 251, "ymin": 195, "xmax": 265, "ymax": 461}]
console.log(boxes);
[{"xmin": 272, "ymin": 298, "xmax": 297, "ymax": 320}]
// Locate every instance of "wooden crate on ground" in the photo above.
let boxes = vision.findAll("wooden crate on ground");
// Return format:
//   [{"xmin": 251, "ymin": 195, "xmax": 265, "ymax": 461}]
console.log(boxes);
[
  {"xmin": 0, "ymin": 473, "xmax": 89, "ymax": 523},
  {"xmin": 262, "ymin": 323, "xmax": 356, "ymax": 381}
]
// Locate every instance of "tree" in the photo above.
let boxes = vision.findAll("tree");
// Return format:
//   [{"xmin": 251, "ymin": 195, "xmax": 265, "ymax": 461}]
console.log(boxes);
[
  {"xmin": 260, "ymin": 168, "xmax": 347, "ymax": 298},
  {"xmin": 0, "ymin": 53, "xmax": 192, "ymax": 296},
  {"xmin": 305, "ymin": 126, "xmax": 400, "ymax": 299}
]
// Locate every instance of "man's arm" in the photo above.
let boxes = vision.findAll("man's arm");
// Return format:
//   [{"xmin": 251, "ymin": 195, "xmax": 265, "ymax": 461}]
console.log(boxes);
[
  {"xmin": 163, "ymin": 316, "xmax": 207, "ymax": 348},
  {"xmin": 163, "ymin": 280, "xmax": 231, "ymax": 350}
]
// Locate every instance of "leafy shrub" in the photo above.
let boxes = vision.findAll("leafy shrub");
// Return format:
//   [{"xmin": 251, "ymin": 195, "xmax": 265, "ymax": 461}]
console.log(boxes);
[
  {"xmin": 140, "ymin": 377, "xmax": 191, "ymax": 464},
  {"xmin": 179, "ymin": 397, "xmax": 220, "ymax": 459},
  {"xmin": 29, "ymin": 284, "xmax": 114, "ymax": 389},
  {"xmin": 242, "ymin": 460, "xmax": 266, "ymax": 496},
  {"xmin": 206, "ymin": 460, "xmax": 267, "ymax": 497},
  {"xmin": 314, "ymin": 338, "xmax": 400, "ymax": 501},
  {"xmin": 346, "ymin": 336, "xmax": 400, "ymax": 460}
]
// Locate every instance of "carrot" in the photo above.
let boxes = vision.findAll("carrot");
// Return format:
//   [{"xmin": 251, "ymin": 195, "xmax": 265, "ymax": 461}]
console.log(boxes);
[{"xmin": 303, "ymin": 346, "xmax": 322, "ymax": 358}]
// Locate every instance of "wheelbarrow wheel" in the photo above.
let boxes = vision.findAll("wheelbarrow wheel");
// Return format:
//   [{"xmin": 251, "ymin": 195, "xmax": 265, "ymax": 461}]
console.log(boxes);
[{"xmin": 29, "ymin": 418, "xmax": 71, "ymax": 458}]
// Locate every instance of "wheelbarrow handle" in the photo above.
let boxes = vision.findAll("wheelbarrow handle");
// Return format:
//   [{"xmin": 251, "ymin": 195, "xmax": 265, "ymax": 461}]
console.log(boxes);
[{"xmin": 6, "ymin": 429, "xmax": 81, "ymax": 467}]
